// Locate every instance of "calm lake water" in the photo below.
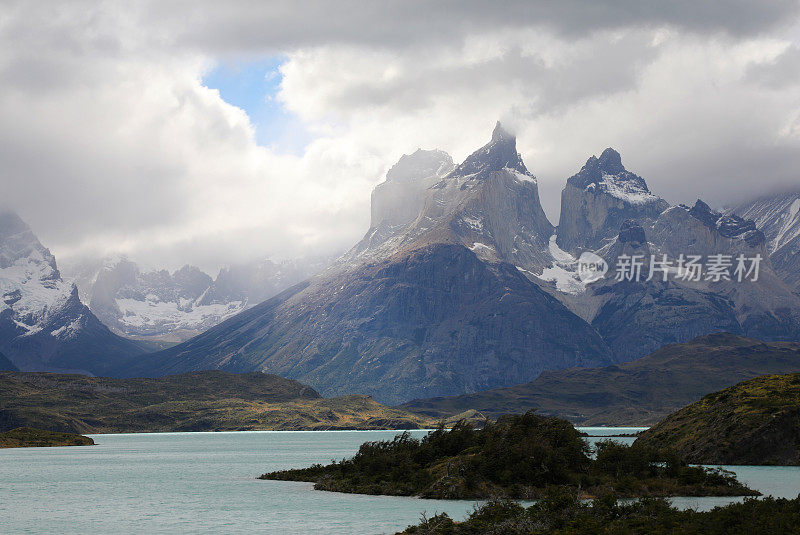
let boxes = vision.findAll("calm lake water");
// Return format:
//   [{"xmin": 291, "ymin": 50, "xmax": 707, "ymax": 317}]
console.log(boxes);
[{"xmin": 1, "ymin": 428, "xmax": 798, "ymax": 534}]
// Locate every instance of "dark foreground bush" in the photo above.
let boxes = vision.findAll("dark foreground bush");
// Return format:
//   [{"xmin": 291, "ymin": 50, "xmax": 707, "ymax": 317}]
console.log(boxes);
[{"xmin": 401, "ymin": 491, "xmax": 800, "ymax": 534}]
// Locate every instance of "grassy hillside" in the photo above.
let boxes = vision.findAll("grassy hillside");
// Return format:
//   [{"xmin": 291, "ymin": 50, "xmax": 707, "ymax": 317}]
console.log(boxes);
[
  {"xmin": 0, "ymin": 427, "xmax": 94, "ymax": 448},
  {"xmin": 261, "ymin": 412, "xmax": 755, "ymax": 500},
  {"xmin": 635, "ymin": 373, "xmax": 800, "ymax": 465},
  {"xmin": 0, "ymin": 370, "xmax": 431, "ymax": 433},
  {"xmin": 399, "ymin": 334, "xmax": 800, "ymax": 425}
]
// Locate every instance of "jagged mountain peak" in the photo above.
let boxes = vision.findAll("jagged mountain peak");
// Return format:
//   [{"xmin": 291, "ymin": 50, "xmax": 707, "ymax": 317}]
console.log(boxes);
[
  {"xmin": 731, "ymin": 189, "xmax": 800, "ymax": 291},
  {"xmin": 687, "ymin": 199, "xmax": 764, "ymax": 246},
  {"xmin": 0, "ymin": 210, "xmax": 59, "ymax": 279},
  {"xmin": 565, "ymin": 148, "xmax": 664, "ymax": 209},
  {"xmin": 347, "ymin": 120, "xmax": 552, "ymax": 274},
  {"xmin": 597, "ymin": 147, "xmax": 624, "ymax": 174},
  {"xmin": 570, "ymin": 148, "xmax": 645, "ymax": 190},
  {"xmin": 557, "ymin": 148, "xmax": 668, "ymax": 254},
  {"xmin": 385, "ymin": 148, "xmax": 454, "ymax": 183},
  {"xmin": 0, "ymin": 212, "xmax": 146, "ymax": 373},
  {"xmin": 491, "ymin": 121, "xmax": 514, "ymax": 143},
  {"xmin": 451, "ymin": 121, "xmax": 529, "ymax": 177},
  {"xmin": 173, "ymin": 264, "xmax": 211, "ymax": 277}
]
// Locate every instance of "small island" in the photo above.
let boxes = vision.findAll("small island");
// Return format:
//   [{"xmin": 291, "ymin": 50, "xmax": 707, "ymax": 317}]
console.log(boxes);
[
  {"xmin": 636, "ymin": 372, "xmax": 800, "ymax": 465},
  {"xmin": 0, "ymin": 427, "xmax": 94, "ymax": 448},
  {"xmin": 260, "ymin": 412, "xmax": 756, "ymax": 499}
]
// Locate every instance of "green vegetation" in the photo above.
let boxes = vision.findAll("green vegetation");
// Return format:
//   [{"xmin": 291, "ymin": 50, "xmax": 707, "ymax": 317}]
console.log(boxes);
[
  {"xmin": 400, "ymin": 492, "xmax": 800, "ymax": 534},
  {"xmin": 0, "ymin": 370, "xmax": 430, "ymax": 433},
  {"xmin": 636, "ymin": 372, "xmax": 800, "ymax": 465},
  {"xmin": 399, "ymin": 334, "xmax": 800, "ymax": 425},
  {"xmin": 260, "ymin": 412, "xmax": 755, "ymax": 499},
  {"xmin": 0, "ymin": 427, "xmax": 94, "ymax": 448}
]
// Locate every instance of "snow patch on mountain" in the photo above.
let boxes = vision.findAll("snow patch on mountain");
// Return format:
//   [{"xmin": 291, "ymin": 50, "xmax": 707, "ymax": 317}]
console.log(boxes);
[
  {"xmin": 548, "ymin": 235, "xmax": 576, "ymax": 264},
  {"xmin": 593, "ymin": 172, "xmax": 660, "ymax": 205},
  {"xmin": 65, "ymin": 254, "xmax": 333, "ymax": 341},
  {"xmin": 531, "ymin": 236, "xmax": 587, "ymax": 295},
  {"xmin": 507, "ymin": 167, "xmax": 537, "ymax": 184},
  {"xmin": 462, "ymin": 216, "xmax": 484, "ymax": 231},
  {"xmin": 536, "ymin": 264, "xmax": 587, "ymax": 295},
  {"xmin": 115, "ymin": 297, "xmax": 244, "ymax": 329}
]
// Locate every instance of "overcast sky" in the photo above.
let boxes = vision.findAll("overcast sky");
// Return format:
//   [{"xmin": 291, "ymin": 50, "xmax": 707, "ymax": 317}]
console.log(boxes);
[{"xmin": 2, "ymin": 1, "xmax": 800, "ymax": 273}]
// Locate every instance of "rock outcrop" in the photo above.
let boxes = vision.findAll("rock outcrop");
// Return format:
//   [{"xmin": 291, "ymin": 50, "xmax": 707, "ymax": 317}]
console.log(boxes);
[{"xmin": 556, "ymin": 148, "xmax": 669, "ymax": 254}]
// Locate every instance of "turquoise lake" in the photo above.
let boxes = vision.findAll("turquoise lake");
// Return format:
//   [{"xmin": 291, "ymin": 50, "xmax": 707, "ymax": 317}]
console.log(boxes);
[{"xmin": 1, "ymin": 428, "xmax": 799, "ymax": 534}]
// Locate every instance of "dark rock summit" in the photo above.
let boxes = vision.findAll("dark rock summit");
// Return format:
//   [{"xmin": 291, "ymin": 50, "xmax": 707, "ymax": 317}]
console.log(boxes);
[
  {"xmin": 451, "ymin": 122, "xmax": 528, "ymax": 177},
  {"xmin": 617, "ymin": 219, "xmax": 647, "ymax": 245},
  {"xmin": 567, "ymin": 148, "xmax": 631, "ymax": 188},
  {"xmin": 556, "ymin": 148, "xmax": 669, "ymax": 254},
  {"xmin": 689, "ymin": 200, "xmax": 764, "ymax": 246}
]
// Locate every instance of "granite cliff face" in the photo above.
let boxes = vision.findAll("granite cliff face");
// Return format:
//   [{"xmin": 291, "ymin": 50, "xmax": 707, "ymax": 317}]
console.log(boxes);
[
  {"xmin": 556, "ymin": 148, "xmax": 669, "ymax": 254},
  {"xmin": 126, "ymin": 124, "xmax": 613, "ymax": 403},
  {"xmin": 121, "ymin": 123, "xmax": 800, "ymax": 401},
  {"xmin": 343, "ymin": 123, "xmax": 554, "ymax": 272},
  {"xmin": 571, "ymin": 198, "xmax": 800, "ymax": 361},
  {"xmin": 0, "ymin": 211, "xmax": 146, "ymax": 374},
  {"xmin": 533, "ymin": 150, "xmax": 800, "ymax": 361}
]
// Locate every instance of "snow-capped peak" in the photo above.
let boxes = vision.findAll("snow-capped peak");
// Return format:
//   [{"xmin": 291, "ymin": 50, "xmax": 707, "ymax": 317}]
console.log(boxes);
[
  {"xmin": 568, "ymin": 148, "xmax": 660, "ymax": 205},
  {"xmin": 595, "ymin": 171, "xmax": 659, "ymax": 205}
]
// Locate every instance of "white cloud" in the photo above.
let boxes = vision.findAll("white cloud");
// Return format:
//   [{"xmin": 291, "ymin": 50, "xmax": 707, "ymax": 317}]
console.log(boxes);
[{"xmin": 1, "ymin": 2, "xmax": 799, "ymax": 272}]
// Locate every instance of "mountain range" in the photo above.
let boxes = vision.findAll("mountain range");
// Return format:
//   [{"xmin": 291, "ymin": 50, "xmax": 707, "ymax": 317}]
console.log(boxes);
[
  {"xmin": 3, "ymin": 122, "xmax": 799, "ymax": 405},
  {"xmin": 119, "ymin": 123, "xmax": 800, "ymax": 404},
  {"xmin": 63, "ymin": 254, "xmax": 331, "ymax": 342}
]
